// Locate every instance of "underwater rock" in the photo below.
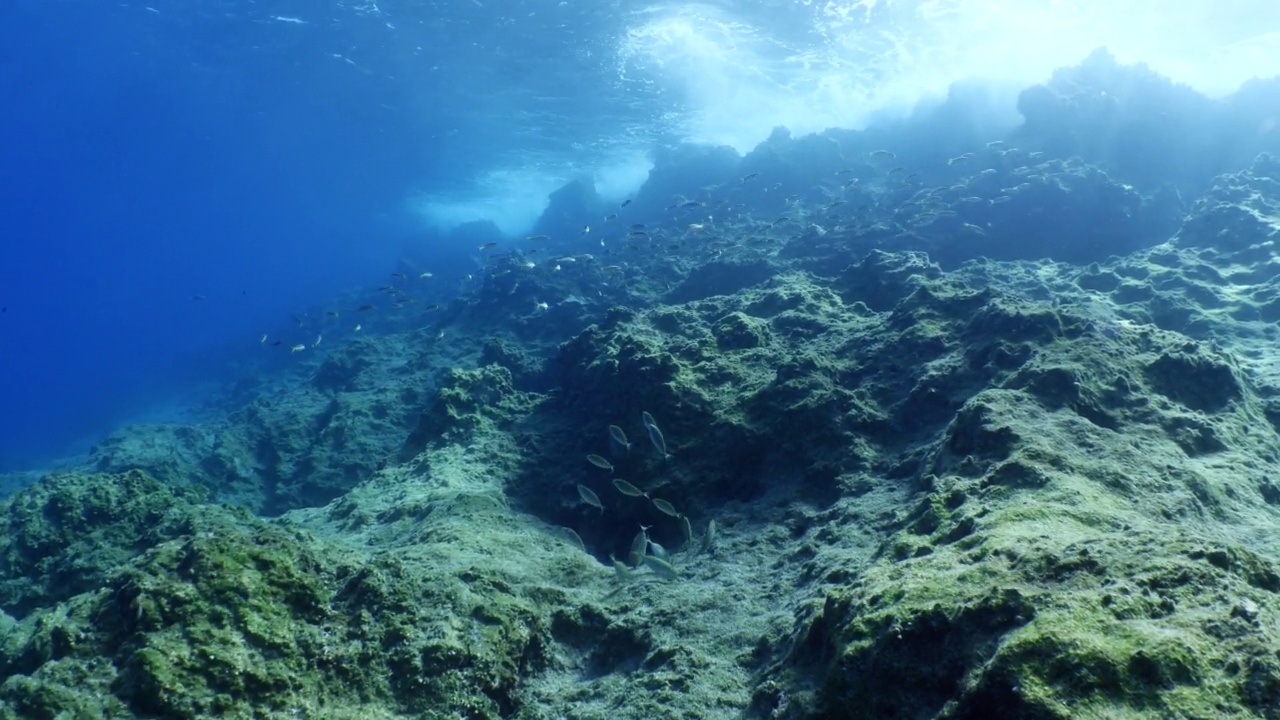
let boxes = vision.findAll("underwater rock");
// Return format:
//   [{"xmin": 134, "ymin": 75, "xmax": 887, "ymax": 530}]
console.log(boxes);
[
  {"xmin": 0, "ymin": 470, "xmax": 200, "ymax": 616},
  {"xmin": 1014, "ymin": 47, "xmax": 1280, "ymax": 196},
  {"xmin": 712, "ymin": 311, "xmax": 769, "ymax": 350},
  {"xmin": 403, "ymin": 364, "xmax": 537, "ymax": 457},
  {"xmin": 0, "ymin": 467, "xmax": 562, "ymax": 719}
]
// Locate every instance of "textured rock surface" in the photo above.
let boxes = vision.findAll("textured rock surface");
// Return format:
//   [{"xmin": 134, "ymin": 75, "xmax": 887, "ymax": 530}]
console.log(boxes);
[{"xmin": 4, "ymin": 56, "xmax": 1280, "ymax": 719}]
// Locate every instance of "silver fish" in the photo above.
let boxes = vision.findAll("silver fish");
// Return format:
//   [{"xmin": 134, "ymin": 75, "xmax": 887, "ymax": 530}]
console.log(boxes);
[
  {"xmin": 652, "ymin": 498, "xmax": 678, "ymax": 517},
  {"xmin": 612, "ymin": 478, "xmax": 647, "ymax": 498},
  {"xmin": 701, "ymin": 519, "xmax": 717, "ymax": 555},
  {"xmin": 611, "ymin": 555, "xmax": 632, "ymax": 582},
  {"xmin": 628, "ymin": 525, "xmax": 651, "ymax": 567},
  {"xmin": 646, "ymin": 423, "xmax": 671, "ymax": 461},
  {"xmin": 647, "ymin": 538, "xmax": 669, "ymax": 561},
  {"xmin": 586, "ymin": 454, "xmax": 614, "ymax": 472},
  {"xmin": 561, "ymin": 527, "xmax": 586, "ymax": 552},
  {"xmin": 643, "ymin": 555, "xmax": 678, "ymax": 580},
  {"xmin": 577, "ymin": 484, "xmax": 604, "ymax": 512},
  {"xmin": 608, "ymin": 425, "xmax": 631, "ymax": 455}
]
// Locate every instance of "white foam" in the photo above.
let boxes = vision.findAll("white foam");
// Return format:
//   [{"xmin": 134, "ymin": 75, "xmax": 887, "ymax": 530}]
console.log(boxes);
[{"xmin": 409, "ymin": 0, "xmax": 1280, "ymax": 235}]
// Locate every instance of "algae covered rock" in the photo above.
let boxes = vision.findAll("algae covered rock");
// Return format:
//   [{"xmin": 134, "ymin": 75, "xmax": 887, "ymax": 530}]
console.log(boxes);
[
  {"xmin": 404, "ymin": 364, "xmax": 541, "ymax": 455},
  {"xmin": 0, "ymin": 469, "xmax": 201, "ymax": 616},
  {"xmin": 0, "ymin": 468, "xmax": 564, "ymax": 719},
  {"xmin": 713, "ymin": 311, "xmax": 769, "ymax": 350}
]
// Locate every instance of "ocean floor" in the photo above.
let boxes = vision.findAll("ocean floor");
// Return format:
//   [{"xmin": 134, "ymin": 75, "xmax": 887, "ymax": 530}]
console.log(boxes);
[{"xmin": 3, "ymin": 50, "xmax": 1280, "ymax": 719}]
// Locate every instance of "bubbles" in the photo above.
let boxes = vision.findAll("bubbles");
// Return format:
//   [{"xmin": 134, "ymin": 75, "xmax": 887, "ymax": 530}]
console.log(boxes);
[
  {"xmin": 403, "ymin": 0, "xmax": 1280, "ymax": 235},
  {"xmin": 409, "ymin": 167, "xmax": 570, "ymax": 236}
]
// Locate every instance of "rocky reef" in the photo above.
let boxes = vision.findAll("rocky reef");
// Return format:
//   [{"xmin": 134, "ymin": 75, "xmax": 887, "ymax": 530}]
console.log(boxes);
[{"xmin": 3, "ymin": 52, "xmax": 1280, "ymax": 719}]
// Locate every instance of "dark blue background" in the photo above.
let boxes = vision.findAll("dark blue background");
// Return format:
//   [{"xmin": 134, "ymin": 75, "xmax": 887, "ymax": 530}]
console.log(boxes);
[{"xmin": 0, "ymin": 3, "xmax": 425, "ymax": 466}]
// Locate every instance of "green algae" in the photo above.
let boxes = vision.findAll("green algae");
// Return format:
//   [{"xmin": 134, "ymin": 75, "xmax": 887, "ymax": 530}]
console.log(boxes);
[{"xmin": 11, "ymin": 153, "xmax": 1280, "ymax": 720}]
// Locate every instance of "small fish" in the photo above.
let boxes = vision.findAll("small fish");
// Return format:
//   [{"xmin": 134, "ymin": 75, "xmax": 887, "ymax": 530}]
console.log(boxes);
[
  {"xmin": 652, "ymin": 498, "xmax": 679, "ymax": 517},
  {"xmin": 986, "ymin": 140, "xmax": 1006, "ymax": 149},
  {"xmin": 311, "ymin": 334, "xmax": 322, "ymax": 348},
  {"xmin": 586, "ymin": 454, "xmax": 614, "ymax": 472},
  {"xmin": 577, "ymin": 484, "xmax": 604, "ymax": 512},
  {"xmin": 327, "ymin": 310, "xmax": 340, "ymax": 319},
  {"xmin": 192, "ymin": 294, "xmax": 206, "ymax": 301},
  {"xmin": 271, "ymin": 340, "xmax": 282, "ymax": 347},
  {"xmin": 990, "ymin": 196, "xmax": 1013, "ymax": 204},
  {"xmin": 647, "ymin": 538, "xmax": 669, "ymax": 561},
  {"xmin": 418, "ymin": 271, "xmax": 434, "ymax": 278},
  {"xmin": 680, "ymin": 515, "xmax": 693, "ymax": 546},
  {"xmin": 608, "ymin": 425, "xmax": 631, "ymax": 454},
  {"xmin": 260, "ymin": 334, "xmax": 268, "ymax": 344},
  {"xmin": 604, "ymin": 213, "xmax": 618, "ymax": 221},
  {"xmin": 425, "ymin": 304, "xmax": 440, "ymax": 311},
  {"xmin": 523, "ymin": 234, "xmax": 549, "ymax": 242},
  {"xmin": 581, "ymin": 224, "xmax": 591, "ymax": 234},
  {"xmin": 629, "ymin": 525, "xmax": 651, "ymax": 566},
  {"xmin": 611, "ymin": 555, "xmax": 632, "ymax": 581},
  {"xmin": 646, "ymin": 422, "xmax": 672, "ymax": 461},
  {"xmin": 870, "ymin": 149, "xmax": 895, "ymax": 159},
  {"xmin": 612, "ymin": 478, "xmax": 647, "ymax": 498},
  {"xmin": 561, "ymin": 527, "xmax": 586, "ymax": 552},
  {"xmin": 290, "ymin": 344, "xmax": 306, "ymax": 353},
  {"xmin": 741, "ymin": 172, "xmax": 759, "ymax": 182},
  {"xmin": 391, "ymin": 272, "xmax": 406, "ymax": 280},
  {"xmin": 701, "ymin": 519, "xmax": 717, "ymax": 555},
  {"xmin": 620, "ymin": 199, "xmax": 632, "ymax": 207},
  {"xmin": 356, "ymin": 304, "xmax": 375, "ymax": 312},
  {"xmin": 679, "ymin": 200, "xmax": 703, "ymax": 209},
  {"xmin": 533, "ymin": 301, "xmax": 549, "ymax": 312},
  {"xmin": 947, "ymin": 153, "xmax": 974, "ymax": 166},
  {"xmin": 478, "ymin": 242, "xmax": 497, "ymax": 250},
  {"xmin": 642, "ymin": 555, "xmax": 678, "ymax": 580},
  {"xmin": 353, "ymin": 324, "xmax": 362, "ymax": 332},
  {"xmin": 641, "ymin": 411, "xmax": 658, "ymax": 430}
]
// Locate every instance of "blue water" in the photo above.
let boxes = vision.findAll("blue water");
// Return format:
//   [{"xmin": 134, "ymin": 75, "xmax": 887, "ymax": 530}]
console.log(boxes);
[{"xmin": 2, "ymin": 0, "xmax": 1278, "ymax": 470}]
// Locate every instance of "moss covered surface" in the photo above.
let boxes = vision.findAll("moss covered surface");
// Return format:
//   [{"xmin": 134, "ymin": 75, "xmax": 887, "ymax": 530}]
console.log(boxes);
[{"xmin": 7, "ymin": 57, "xmax": 1280, "ymax": 720}]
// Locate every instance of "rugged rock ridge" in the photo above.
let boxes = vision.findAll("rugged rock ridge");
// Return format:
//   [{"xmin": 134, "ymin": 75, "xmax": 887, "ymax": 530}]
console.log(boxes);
[{"xmin": 1, "ymin": 57, "xmax": 1280, "ymax": 719}]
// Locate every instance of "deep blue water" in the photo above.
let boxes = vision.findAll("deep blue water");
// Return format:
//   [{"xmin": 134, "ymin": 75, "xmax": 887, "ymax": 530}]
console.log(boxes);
[{"xmin": 1, "ymin": 0, "xmax": 1278, "ymax": 470}]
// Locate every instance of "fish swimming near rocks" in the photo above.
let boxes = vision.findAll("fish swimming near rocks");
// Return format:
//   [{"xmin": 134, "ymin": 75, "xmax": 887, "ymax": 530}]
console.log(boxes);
[{"xmin": 645, "ymin": 422, "xmax": 672, "ymax": 461}]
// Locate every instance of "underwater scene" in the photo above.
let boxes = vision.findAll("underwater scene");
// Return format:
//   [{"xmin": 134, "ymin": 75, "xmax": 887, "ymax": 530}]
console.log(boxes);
[{"xmin": 4, "ymin": 1, "xmax": 1280, "ymax": 718}]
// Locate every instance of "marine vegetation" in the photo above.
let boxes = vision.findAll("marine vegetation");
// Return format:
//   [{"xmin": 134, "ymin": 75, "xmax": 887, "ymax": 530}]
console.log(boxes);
[{"xmin": 3, "ymin": 52, "xmax": 1280, "ymax": 719}]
